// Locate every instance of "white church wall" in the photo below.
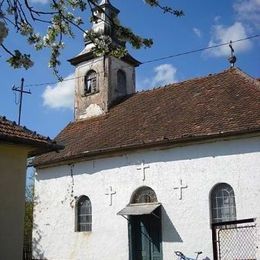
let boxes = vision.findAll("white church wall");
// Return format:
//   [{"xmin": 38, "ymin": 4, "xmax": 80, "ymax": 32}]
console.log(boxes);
[{"xmin": 33, "ymin": 135, "xmax": 260, "ymax": 260}]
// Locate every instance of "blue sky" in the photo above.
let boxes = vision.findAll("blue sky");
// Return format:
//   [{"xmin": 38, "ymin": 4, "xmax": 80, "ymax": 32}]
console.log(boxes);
[{"xmin": 0, "ymin": 0, "xmax": 260, "ymax": 139}]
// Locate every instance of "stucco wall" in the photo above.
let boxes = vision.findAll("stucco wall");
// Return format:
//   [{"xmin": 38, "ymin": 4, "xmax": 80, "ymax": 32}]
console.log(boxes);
[
  {"xmin": 0, "ymin": 144, "xmax": 28, "ymax": 260},
  {"xmin": 33, "ymin": 136, "xmax": 260, "ymax": 260},
  {"xmin": 108, "ymin": 56, "xmax": 136, "ymax": 101},
  {"xmin": 74, "ymin": 56, "xmax": 108, "ymax": 119},
  {"xmin": 74, "ymin": 56, "xmax": 135, "ymax": 120}
]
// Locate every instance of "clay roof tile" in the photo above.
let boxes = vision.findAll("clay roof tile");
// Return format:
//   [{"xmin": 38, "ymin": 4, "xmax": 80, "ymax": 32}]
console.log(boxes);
[
  {"xmin": 34, "ymin": 68, "xmax": 260, "ymax": 167},
  {"xmin": 0, "ymin": 116, "xmax": 63, "ymax": 156}
]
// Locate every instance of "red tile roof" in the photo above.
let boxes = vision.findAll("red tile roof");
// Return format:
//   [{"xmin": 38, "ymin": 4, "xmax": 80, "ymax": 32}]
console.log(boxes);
[
  {"xmin": 34, "ymin": 68, "xmax": 260, "ymax": 167},
  {"xmin": 0, "ymin": 116, "xmax": 63, "ymax": 157}
]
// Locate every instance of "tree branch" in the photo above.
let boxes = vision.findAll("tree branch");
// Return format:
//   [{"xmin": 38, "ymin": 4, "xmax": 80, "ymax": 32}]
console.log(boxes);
[{"xmin": 1, "ymin": 43, "xmax": 15, "ymax": 57}]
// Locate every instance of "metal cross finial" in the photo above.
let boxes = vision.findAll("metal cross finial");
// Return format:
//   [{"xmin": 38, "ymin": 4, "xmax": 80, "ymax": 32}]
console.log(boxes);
[
  {"xmin": 228, "ymin": 40, "xmax": 237, "ymax": 68},
  {"xmin": 105, "ymin": 186, "xmax": 116, "ymax": 206},
  {"xmin": 137, "ymin": 160, "xmax": 150, "ymax": 181},
  {"xmin": 174, "ymin": 179, "xmax": 188, "ymax": 200}
]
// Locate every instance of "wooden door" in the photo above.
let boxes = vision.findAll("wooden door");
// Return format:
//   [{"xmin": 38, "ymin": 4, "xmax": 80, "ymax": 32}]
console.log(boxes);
[{"xmin": 129, "ymin": 208, "xmax": 162, "ymax": 260}]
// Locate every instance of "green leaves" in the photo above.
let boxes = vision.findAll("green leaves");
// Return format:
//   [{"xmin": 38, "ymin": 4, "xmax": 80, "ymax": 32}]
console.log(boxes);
[
  {"xmin": 116, "ymin": 25, "xmax": 153, "ymax": 49},
  {"xmin": 0, "ymin": 20, "xmax": 8, "ymax": 45},
  {"xmin": 6, "ymin": 50, "xmax": 33, "ymax": 69},
  {"xmin": 144, "ymin": 0, "xmax": 184, "ymax": 16}
]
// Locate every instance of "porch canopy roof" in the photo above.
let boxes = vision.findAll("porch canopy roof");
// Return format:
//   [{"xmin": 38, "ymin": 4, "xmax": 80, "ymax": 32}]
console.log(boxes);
[{"xmin": 117, "ymin": 203, "xmax": 161, "ymax": 216}]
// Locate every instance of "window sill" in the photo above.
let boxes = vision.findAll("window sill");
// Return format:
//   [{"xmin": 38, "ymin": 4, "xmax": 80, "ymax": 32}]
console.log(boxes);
[{"xmin": 82, "ymin": 91, "xmax": 99, "ymax": 97}]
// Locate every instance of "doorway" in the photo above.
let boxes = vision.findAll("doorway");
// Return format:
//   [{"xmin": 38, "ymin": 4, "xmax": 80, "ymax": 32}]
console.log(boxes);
[{"xmin": 127, "ymin": 186, "xmax": 162, "ymax": 260}]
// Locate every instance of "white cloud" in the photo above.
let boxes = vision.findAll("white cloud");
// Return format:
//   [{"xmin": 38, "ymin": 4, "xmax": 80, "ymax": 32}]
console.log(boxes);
[
  {"xmin": 138, "ymin": 64, "xmax": 178, "ymax": 90},
  {"xmin": 42, "ymin": 73, "xmax": 74, "ymax": 110},
  {"xmin": 193, "ymin": 28, "xmax": 202, "ymax": 38},
  {"xmin": 214, "ymin": 16, "xmax": 222, "ymax": 23},
  {"xmin": 234, "ymin": 0, "xmax": 260, "ymax": 27},
  {"xmin": 206, "ymin": 22, "xmax": 252, "ymax": 57},
  {"xmin": 152, "ymin": 64, "xmax": 178, "ymax": 86}
]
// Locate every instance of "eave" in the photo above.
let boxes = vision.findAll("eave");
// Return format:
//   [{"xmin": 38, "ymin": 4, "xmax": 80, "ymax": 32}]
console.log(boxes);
[
  {"xmin": 0, "ymin": 135, "xmax": 64, "ymax": 157},
  {"xmin": 34, "ymin": 127, "xmax": 260, "ymax": 169},
  {"xmin": 68, "ymin": 52, "xmax": 141, "ymax": 67}
]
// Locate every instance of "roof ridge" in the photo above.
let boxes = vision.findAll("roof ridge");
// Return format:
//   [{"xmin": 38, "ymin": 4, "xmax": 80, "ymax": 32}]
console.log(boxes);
[
  {"xmin": 69, "ymin": 67, "xmax": 253, "ymax": 124},
  {"xmin": 34, "ymin": 66, "xmax": 260, "ymax": 167},
  {"xmin": 232, "ymin": 67, "xmax": 260, "ymax": 90},
  {"xmin": 135, "ymin": 68, "xmax": 235, "ymax": 96},
  {"xmin": 0, "ymin": 115, "xmax": 53, "ymax": 142}
]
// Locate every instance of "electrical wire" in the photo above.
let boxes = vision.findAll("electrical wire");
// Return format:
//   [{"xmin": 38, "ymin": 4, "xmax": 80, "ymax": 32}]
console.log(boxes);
[
  {"xmin": 142, "ymin": 34, "xmax": 260, "ymax": 64},
  {"xmin": 24, "ymin": 34, "xmax": 260, "ymax": 88}
]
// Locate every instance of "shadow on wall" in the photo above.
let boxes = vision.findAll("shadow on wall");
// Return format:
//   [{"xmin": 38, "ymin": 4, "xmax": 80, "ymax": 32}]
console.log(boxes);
[
  {"xmin": 161, "ymin": 206, "xmax": 183, "ymax": 243},
  {"xmin": 32, "ymin": 195, "xmax": 46, "ymax": 260},
  {"xmin": 161, "ymin": 206, "xmax": 212, "ymax": 260},
  {"xmin": 32, "ymin": 229, "xmax": 45, "ymax": 260}
]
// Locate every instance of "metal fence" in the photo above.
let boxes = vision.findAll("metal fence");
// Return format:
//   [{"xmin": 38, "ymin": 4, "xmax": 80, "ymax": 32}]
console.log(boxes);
[
  {"xmin": 212, "ymin": 218, "xmax": 257, "ymax": 260},
  {"xmin": 23, "ymin": 240, "xmax": 32, "ymax": 260}
]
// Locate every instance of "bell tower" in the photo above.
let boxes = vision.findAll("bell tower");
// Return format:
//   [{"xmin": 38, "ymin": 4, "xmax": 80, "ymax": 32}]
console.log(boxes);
[{"xmin": 69, "ymin": 0, "xmax": 140, "ymax": 120}]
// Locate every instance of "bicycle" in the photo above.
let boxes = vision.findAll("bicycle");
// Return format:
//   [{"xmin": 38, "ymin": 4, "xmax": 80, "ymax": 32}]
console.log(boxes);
[{"xmin": 174, "ymin": 250, "xmax": 202, "ymax": 260}]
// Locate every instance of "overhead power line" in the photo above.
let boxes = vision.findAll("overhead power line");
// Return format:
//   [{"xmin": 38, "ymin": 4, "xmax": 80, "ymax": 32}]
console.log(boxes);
[
  {"xmin": 24, "ymin": 34, "xmax": 260, "ymax": 88},
  {"xmin": 142, "ymin": 34, "xmax": 260, "ymax": 64}
]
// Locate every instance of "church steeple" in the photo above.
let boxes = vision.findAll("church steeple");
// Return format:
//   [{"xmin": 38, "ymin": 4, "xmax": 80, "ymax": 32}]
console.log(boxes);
[
  {"xmin": 69, "ymin": 0, "xmax": 140, "ymax": 121},
  {"xmin": 85, "ymin": 0, "xmax": 123, "ymax": 49}
]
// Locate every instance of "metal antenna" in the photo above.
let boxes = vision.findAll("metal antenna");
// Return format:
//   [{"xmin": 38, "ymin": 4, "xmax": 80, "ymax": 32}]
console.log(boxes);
[
  {"xmin": 228, "ymin": 40, "xmax": 237, "ymax": 68},
  {"xmin": 12, "ymin": 78, "xmax": 31, "ymax": 125}
]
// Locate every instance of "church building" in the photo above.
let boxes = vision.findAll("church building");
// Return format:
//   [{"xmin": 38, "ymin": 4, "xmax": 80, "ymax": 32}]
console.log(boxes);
[{"xmin": 33, "ymin": 1, "xmax": 260, "ymax": 259}]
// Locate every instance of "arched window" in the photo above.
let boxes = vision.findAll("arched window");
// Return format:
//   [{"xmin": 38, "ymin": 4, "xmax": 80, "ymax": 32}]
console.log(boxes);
[
  {"xmin": 84, "ymin": 70, "xmax": 97, "ymax": 95},
  {"xmin": 76, "ymin": 196, "xmax": 92, "ymax": 232},
  {"xmin": 116, "ymin": 69, "xmax": 127, "ymax": 96},
  {"xmin": 210, "ymin": 183, "xmax": 236, "ymax": 223},
  {"xmin": 131, "ymin": 186, "xmax": 157, "ymax": 204}
]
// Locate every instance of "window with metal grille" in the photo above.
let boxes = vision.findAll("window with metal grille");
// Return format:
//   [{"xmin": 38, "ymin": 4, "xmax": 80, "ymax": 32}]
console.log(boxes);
[
  {"xmin": 76, "ymin": 196, "xmax": 92, "ymax": 232},
  {"xmin": 211, "ymin": 183, "xmax": 236, "ymax": 223},
  {"xmin": 84, "ymin": 70, "xmax": 97, "ymax": 95}
]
